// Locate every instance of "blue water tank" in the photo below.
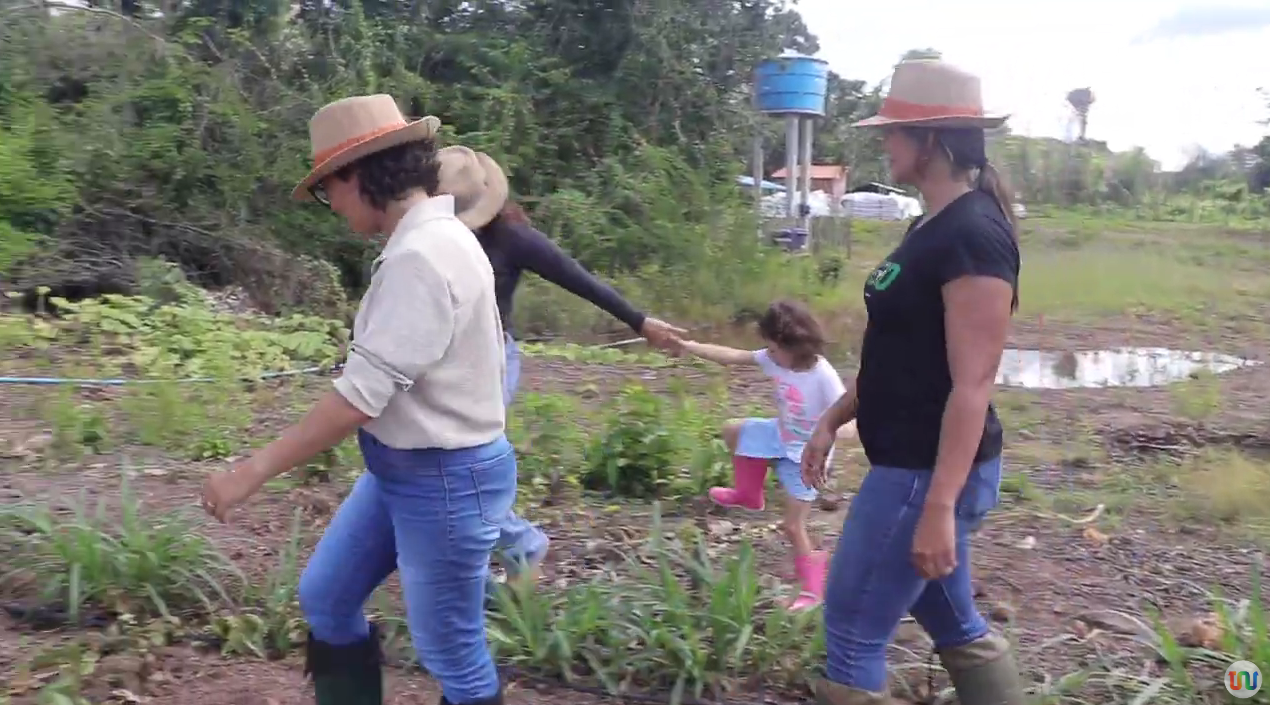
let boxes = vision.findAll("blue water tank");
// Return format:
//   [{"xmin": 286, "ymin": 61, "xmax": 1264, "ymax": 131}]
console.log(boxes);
[{"xmin": 755, "ymin": 53, "xmax": 830, "ymax": 117}]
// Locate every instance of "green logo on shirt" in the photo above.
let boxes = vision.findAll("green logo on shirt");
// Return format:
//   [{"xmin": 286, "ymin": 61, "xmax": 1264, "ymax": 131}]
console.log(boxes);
[{"xmin": 867, "ymin": 261, "xmax": 901, "ymax": 291}]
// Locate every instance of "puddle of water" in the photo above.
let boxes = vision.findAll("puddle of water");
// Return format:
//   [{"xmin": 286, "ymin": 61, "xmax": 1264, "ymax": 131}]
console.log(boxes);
[{"xmin": 996, "ymin": 347, "xmax": 1261, "ymax": 390}]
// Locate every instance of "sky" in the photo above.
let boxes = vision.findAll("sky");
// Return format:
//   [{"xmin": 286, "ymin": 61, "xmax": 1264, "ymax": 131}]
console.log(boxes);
[{"xmin": 796, "ymin": 0, "xmax": 1270, "ymax": 170}]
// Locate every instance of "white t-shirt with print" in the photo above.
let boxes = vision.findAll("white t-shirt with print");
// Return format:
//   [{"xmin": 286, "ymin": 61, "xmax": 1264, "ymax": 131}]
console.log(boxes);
[{"xmin": 754, "ymin": 349, "xmax": 848, "ymax": 464}]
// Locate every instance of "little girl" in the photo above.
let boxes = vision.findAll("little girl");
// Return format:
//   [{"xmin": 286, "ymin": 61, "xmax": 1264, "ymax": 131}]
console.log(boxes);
[{"xmin": 674, "ymin": 300, "xmax": 846, "ymax": 611}]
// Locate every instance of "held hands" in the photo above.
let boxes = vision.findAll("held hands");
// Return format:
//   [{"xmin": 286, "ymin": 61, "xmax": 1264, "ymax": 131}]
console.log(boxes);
[
  {"xmin": 639, "ymin": 317, "xmax": 688, "ymax": 352},
  {"xmin": 800, "ymin": 421, "xmax": 836, "ymax": 490}
]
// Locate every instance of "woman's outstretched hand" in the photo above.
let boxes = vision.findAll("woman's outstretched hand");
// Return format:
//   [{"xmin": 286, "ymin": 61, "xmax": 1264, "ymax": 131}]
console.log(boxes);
[
  {"xmin": 640, "ymin": 317, "xmax": 688, "ymax": 350},
  {"xmin": 801, "ymin": 421, "xmax": 836, "ymax": 490},
  {"xmin": 201, "ymin": 460, "xmax": 265, "ymax": 523}
]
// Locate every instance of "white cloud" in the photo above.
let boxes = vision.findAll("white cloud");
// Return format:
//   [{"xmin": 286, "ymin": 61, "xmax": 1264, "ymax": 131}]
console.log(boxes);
[{"xmin": 796, "ymin": 0, "xmax": 1270, "ymax": 170}]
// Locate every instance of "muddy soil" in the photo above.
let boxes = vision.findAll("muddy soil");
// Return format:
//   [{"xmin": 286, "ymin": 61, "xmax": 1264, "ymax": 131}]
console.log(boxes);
[{"xmin": 2, "ymin": 315, "xmax": 1266, "ymax": 703}]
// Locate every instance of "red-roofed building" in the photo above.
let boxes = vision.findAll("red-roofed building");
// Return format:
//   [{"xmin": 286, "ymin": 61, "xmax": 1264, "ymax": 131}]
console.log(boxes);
[{"xmin": 770, "ymin": 164, "xmax": 849, "ymax": 201}]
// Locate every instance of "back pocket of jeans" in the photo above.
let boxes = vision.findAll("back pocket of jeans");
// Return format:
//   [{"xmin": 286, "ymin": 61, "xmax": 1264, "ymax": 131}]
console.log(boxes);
[{"xmin": 471, "ymin": 449, "xmax": 517, "ymax": 527}]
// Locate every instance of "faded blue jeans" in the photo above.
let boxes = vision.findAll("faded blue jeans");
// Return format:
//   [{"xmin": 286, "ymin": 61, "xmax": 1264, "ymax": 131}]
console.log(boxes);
[
  {"xmin": 494, "ymin": 332, "xmax": 550, "ymax": 574},
  {"xmin": 822, "ymin": 456, "xmax": 1002, "ymax": 692},
  {"xmin": 298, "ymin": 429, "xmax": 517, "ymax": 703}
]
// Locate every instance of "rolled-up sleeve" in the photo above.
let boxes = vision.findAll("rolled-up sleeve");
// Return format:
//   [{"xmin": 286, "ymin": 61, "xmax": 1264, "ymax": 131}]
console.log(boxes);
[{"xmin": 334, "ymin": 250, "xmax": 455, "ymax": 417}]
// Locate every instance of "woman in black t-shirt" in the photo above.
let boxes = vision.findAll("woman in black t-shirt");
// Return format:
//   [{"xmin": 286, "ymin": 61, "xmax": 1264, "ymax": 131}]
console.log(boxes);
[{"xmin": 799, "ymin": 60, "xmax": 1026, "ymax": 705}]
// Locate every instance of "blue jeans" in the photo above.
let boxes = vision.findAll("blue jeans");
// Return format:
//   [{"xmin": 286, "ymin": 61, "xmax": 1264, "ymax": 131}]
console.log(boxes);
[
  {"xmin": 494, "ymin": 333, "xmax": 550, "ymax": 573},
  {"xmin": 822, "ymin": 456, "xmax": 1002, "ymax": 692},
  {"xmin": 298, "ymin": 429, "xmax": 517, "ymax": 703}
]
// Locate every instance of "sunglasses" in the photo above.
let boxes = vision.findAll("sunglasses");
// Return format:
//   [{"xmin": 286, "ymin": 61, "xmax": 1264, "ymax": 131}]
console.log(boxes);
[{"xmin": 309, "ymin": 183, "xmax": 330, "ymax": 206}]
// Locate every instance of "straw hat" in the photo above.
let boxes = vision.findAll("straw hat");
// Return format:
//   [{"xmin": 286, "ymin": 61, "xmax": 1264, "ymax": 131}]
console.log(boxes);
[
  {"xmin": 292, "ymin": 94, "xmax": 442, "ymax": 201},
  {"xmin": 436, "ymin": 146, "xmax": 510, "ymax": 230},
  {"xmin": 853, "ymin": 59, "xmax": 1007, "ymax": 129}
]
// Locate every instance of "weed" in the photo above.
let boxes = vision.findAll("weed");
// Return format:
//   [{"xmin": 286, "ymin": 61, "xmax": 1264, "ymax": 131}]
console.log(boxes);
[
  {"xmin": 508, "ymin": 392, "xmax": 587, "ymax": 497},
  {"xmin": 486, "ymin": 505, "xmax": 822, "ymax": 701},
  {"xmin": 0, "ymin": 472, "xmax": 241, "ymax": 622},
  {"xmin": 583, "ymin": 385, "xmax": 681, "ymax": 498},
  {"xmin": 1170, "ymin": 448, "xmax": 1270, "ymax": 533},
  {"xmin": 1169, "ymin": 371, "xmax": 1225, "ymax": 421},
  {"xmin": 6, "ymin": 641, "xmax": 98, "ymax": 705},
  {"xmin": 1149, "ymin": 559, "xmax": 1270, "ymax": 704},
  {"xmin": 212, "ymin": 509, "xmax": 307, "ymax": 659}
]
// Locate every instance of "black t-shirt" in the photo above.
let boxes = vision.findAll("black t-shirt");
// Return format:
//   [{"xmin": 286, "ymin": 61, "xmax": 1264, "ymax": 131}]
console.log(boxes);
[
  {"xmin": 475, "ymin": 221, "xmax": 646, "ymax": 338},
  {"xmin": 855, "ymin": 190, "xmax": 1020, "ymax": 470}
]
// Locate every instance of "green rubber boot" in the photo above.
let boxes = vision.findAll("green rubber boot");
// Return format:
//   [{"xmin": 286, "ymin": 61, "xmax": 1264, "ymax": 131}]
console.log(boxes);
[
  {"xmin": 939, "ymin": 631, "xmax": 1027, "ymax": 705},
  {"xmin": 304, "ymin": 624, "xmax": 384, "ymax": 705}
]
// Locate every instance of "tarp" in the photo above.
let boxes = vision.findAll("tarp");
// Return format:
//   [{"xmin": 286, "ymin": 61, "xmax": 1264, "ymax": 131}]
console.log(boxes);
[{"xmin": 839, "ymin": 192, "xmax": 923, "ymax": 221}]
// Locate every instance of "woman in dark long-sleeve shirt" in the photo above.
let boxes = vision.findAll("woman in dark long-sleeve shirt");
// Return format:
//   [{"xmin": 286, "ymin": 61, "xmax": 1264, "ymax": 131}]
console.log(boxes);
[{"xmin": 437, "ymin": 146, "xmax": 684, "ymax": 586}]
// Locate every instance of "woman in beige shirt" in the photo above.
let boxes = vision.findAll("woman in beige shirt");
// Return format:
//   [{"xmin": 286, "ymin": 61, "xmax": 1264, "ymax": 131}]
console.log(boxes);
[{"xmin": 200, "ymin": 95, "xmax": 514, "ymax": 705}]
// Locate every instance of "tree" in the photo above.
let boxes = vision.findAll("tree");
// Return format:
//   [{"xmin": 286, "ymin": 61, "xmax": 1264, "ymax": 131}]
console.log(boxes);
[{"xmin": 0, "ymin": 0, "xmax": 859, "ymax": 296}]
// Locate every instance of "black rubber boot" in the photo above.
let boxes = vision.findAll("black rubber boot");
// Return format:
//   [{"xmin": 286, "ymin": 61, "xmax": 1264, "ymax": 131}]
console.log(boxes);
[
  {"xmin": 439, "ymin": 682, "xmax": 505, "ymax": 705},
  {"xmin": 304, "ymin": 624, "xmax": 384, "ymax": 705}
]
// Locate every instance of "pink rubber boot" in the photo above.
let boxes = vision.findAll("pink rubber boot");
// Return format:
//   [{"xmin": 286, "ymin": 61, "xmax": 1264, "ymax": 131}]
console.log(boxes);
[
  {"xmin": 708, "ymin": 455, "xmax": 768, "ymax": 510},
  {"xmin": 789, "ymin": 551, "xmax": 828, "ymax": 611}
]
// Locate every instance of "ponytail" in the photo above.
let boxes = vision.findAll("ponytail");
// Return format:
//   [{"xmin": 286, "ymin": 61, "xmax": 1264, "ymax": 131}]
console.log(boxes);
[
  {"xmin": 977, "ymin": 161, "xmax": 1020, "ymax": 311},
  {"xmin": 977, "ymin": 162, "xmax": 1017, "ymax": 238}
]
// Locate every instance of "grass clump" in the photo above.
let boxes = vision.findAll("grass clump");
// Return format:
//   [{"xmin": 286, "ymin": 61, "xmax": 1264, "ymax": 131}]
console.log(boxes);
[
  {"xmin": 0, "ymin": 472, "xmax": 240, "ymax": 623},
  {"xmin": 485, "ymin": 506, "xmax": 822, "ymax": 701},
  {"xmin": 1170, "ymin": 448, "xmax": 1270, "ymax": 534}
]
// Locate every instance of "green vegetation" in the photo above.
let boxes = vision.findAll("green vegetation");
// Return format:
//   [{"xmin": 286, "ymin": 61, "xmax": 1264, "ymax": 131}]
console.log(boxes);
[
  {"xmin": 6, "ymin": 214, "xmax": 1270, "ymax": 704},
  {"xmin": 3, "ymin": 0, "xmax": 1270, "ymax": 703}
]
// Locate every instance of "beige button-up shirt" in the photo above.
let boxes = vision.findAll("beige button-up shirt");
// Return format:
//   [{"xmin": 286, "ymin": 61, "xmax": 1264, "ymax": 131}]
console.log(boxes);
[{"xmin": 333, "ymin": 195, "xmax": 507, "ymax": 450}]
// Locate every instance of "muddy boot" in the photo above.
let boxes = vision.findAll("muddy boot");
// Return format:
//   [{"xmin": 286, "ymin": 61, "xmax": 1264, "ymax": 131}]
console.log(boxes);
[
  {"xmin": 304, "ymin": 624, "xmax": 383, "ymax": 705},
  {"xmin": 813, "ymin": 678, "xmax": 890, "ymax": 704},
  {"xmin": 938, "ymin": 631, "xmax": 1026, "ymax": 705},
  {"xmin": 708, "ymin": 455, "xmax": 769, "ymax": 510}
]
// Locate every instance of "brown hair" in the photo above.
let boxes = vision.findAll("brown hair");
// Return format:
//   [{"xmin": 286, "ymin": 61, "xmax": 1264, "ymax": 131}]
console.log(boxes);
[
  {"xmin": 756, "ymin": 300, "xmax": 826, "ymax": 368},
  {"xmin": 904, "ymin": 126, "xmax": 1020, "ymax": 311},
  {"xmin": 496, "ymin": 200, "xmax": 530, "ymax": 227},
  {"xmin": 476, "ymin": 198, "xmax": 531, "ymax": 237},
  {"xmin": 903, "ymin": 126, "xmax": 1018, "ymax": 237}
]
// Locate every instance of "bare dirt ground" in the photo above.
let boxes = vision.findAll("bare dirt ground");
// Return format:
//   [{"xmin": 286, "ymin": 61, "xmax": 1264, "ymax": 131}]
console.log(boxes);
[{"xmin": 2, "ymin": 314, "xmax": 1266, "ymax": 704}]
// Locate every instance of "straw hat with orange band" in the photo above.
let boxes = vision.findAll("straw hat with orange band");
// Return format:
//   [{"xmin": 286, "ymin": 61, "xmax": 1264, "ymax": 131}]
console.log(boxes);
[
  {"xmin": 852, "ymin": 59, "xmax": 1007, "ymax": 130},
  {"xmin": 291, "ymin": 94, "xmax": 442, "ymax": 202}
]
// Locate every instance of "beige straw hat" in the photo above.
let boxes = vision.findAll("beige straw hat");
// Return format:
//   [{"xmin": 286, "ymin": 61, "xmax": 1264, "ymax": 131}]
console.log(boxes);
[
  {"xmin": 853, "ymin": 59, "xmax": 1008, "ymax": 129},
  {"xmin": 436, "ymin": 146, "xmax": 510, "ymax": 230},
  {"xmin": 292, "ymin": 94, "xmax": 442, "ymax": 201}
]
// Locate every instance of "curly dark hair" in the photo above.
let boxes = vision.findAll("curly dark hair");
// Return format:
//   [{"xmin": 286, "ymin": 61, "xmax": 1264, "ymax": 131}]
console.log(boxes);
[
  {"xmin": 331, "ymin": 139, "xmax": 441, "ymax": 211},
  {"xmin": 756, "ymin": 299, "xmax": 826, "ymax": 367}
]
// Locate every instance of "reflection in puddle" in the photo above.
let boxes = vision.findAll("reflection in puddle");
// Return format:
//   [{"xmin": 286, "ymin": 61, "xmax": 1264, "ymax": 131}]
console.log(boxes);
[{"xmin": 995, "ymin": 347, "xmax": 1260, "ymax": 389}]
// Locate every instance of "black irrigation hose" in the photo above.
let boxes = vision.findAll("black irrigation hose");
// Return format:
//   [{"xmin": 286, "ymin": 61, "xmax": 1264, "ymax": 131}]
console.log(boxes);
[
  {"xmin": 3, "ymin": 603, "xmax": 803, "ymax": 705},
  {"xmin": 4, "ymin": 602, "xmax": 942, "ymax": 705},
  {"xmin": 499, "ymin": 665, "xmax": 785, "ymax": 705},
  {"xmin": 1, "ymin": 601, "xmax": 114, "ymax": 629}
]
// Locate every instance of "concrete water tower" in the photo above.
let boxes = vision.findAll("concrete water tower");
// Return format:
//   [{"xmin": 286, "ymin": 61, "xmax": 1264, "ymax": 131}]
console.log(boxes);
[{"xmin": 752, "ymin": 51, "xmax": 830, "ymax": 237}]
